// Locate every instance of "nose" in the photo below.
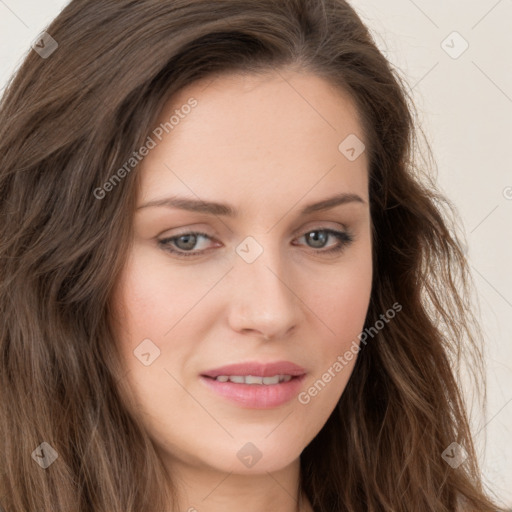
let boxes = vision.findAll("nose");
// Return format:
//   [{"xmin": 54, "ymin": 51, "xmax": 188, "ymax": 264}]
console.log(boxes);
[{"xmin": 226, "ymin": 240, "xmax": 301, "ymax": 341}]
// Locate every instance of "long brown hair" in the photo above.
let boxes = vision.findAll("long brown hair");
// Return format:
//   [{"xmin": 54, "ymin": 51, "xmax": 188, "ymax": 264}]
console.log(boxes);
[{"xmin": 0, "ymin": 0, "xmax": 504, "ymax": 510}]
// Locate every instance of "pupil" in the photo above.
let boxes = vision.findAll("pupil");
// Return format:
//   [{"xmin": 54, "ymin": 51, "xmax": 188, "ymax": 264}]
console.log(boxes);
[
  {"xmin": 177, "ymin": 234, "xmax": 196, "ymax": 250},
  {"xmin": 308, "ymin": 231, "xmax": 327, "ymax": 248}
]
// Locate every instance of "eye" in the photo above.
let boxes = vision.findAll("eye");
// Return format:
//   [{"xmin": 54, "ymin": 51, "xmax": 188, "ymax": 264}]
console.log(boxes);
[
  {"xmin": 158, "ymin": 231, "xmax": 214, "ymax": 256},
  {"xmin": 158, "ymin": 228, "xmax": 354, "ymax": 258},
  {"xmin": 293, "ymin": 229, "xmax": 354, "ymax": 254}
]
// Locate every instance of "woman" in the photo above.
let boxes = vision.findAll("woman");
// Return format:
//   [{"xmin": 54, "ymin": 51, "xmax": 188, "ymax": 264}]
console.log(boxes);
[{"xmin": 0, "ymin": 0, "xmax": 505, "ymax": 510}]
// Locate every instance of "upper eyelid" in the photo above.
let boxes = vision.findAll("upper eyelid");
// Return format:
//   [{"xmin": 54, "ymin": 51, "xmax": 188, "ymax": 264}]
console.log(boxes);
[{"xmin": 160, "ymin": 220, "xmax": 350, "ymax": 239}]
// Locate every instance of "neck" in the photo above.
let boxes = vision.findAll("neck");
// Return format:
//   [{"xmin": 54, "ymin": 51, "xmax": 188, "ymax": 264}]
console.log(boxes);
[{"xmin": 162, "ymin": 453, "xmax": 313, "ymax": 512}]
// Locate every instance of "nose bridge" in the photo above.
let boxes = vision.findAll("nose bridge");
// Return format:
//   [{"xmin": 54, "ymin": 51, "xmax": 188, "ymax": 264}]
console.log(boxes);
[{"xmin": 228, "ymin": 234, "xmax": 299, "ymax": 337}]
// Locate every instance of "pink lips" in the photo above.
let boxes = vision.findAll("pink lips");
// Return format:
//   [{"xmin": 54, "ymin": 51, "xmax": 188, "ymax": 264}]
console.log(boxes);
[{"xmin": 200, "ymin": 360, "xmax": 306, "ymax": 409}]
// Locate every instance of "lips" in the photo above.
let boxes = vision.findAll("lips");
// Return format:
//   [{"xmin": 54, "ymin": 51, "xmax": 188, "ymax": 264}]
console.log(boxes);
[
  {"xmin": 200, "ymin": 360, "xmax": 306, "ymax": 379},
  {"xmin": 199, "ymin": 361, "xmax": 307, "ymax": 408}
]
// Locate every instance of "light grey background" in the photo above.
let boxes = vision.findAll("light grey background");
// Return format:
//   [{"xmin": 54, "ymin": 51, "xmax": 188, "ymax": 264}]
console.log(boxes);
[{"xmin": 1, "ymin": 0, "xmax": 511, "ymax": 507}]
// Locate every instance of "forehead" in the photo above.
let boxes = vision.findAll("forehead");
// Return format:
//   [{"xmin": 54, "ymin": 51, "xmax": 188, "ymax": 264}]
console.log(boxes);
[{"xmin": 138, "ymin": 69, "xmax": 369, "ymax": 214}]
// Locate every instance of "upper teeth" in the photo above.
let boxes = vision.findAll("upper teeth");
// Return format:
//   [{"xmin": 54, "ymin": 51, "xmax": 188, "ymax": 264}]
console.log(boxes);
[{"xmin": 214, "ymin": 375, "xmax": 293, "ymax": 384}]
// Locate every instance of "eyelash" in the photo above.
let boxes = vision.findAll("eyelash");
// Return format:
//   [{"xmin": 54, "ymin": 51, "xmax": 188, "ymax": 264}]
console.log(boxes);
[{"xmin": 158, "ymin": 228, "xmax": 354, "ymax": 258}]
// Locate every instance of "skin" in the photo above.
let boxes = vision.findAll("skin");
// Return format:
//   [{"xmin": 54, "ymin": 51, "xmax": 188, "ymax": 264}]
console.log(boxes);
[{"xmin": 112, "ymin": 68, "xmax": 373, "ymax": 512}]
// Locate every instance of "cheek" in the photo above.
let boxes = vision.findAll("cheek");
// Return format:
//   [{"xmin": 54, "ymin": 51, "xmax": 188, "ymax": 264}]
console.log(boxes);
[
  {"xmin": 109, "ymin": 250, "xmax": 175, "ymax": 396},
  {"xmin": 300, "ymin": 242, "xmax": 372, "ymax": 398},
  {"xmin": 113, "ymin": 245, "xmax": 201, "ymax": 340},
  {"xmin": 109, "ymin": 252, "xmax": 199, "ymax": 425},
  {"xmin": 309, "ymin": 245, "xmax": 372, "ymax": 344}
]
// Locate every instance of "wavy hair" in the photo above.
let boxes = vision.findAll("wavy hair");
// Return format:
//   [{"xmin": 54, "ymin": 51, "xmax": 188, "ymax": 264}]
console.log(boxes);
[{"xmin": 0, "ymin": 0, "xmax": 505, "ymax": 510}]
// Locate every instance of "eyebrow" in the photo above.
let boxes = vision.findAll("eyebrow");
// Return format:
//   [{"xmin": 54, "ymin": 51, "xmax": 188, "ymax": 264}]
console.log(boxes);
[{"xmin": 136, "ymin": 192, "xmax": 366, "ymax": 216}]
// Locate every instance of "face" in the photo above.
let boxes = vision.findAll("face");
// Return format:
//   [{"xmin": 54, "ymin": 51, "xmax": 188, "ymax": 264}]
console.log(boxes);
[{"xmin": 111, "ymin": 69, "xmax": 372, "ymax": 478}]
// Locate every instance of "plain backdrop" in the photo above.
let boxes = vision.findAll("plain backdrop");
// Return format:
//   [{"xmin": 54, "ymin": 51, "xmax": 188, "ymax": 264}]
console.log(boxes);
[{"xmin": 1, "ymin": 0, "xmax": 511, "ymax": 508}]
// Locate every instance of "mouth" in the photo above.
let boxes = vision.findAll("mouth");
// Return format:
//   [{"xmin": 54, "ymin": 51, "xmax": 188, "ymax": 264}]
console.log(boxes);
[
  {"xmin": 200, "ymin": 373, "xmax": 306, "ymax": 409},
  {"xmin": 204, "ymin": 374, "xmax": 296, "ymax": 384}
]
